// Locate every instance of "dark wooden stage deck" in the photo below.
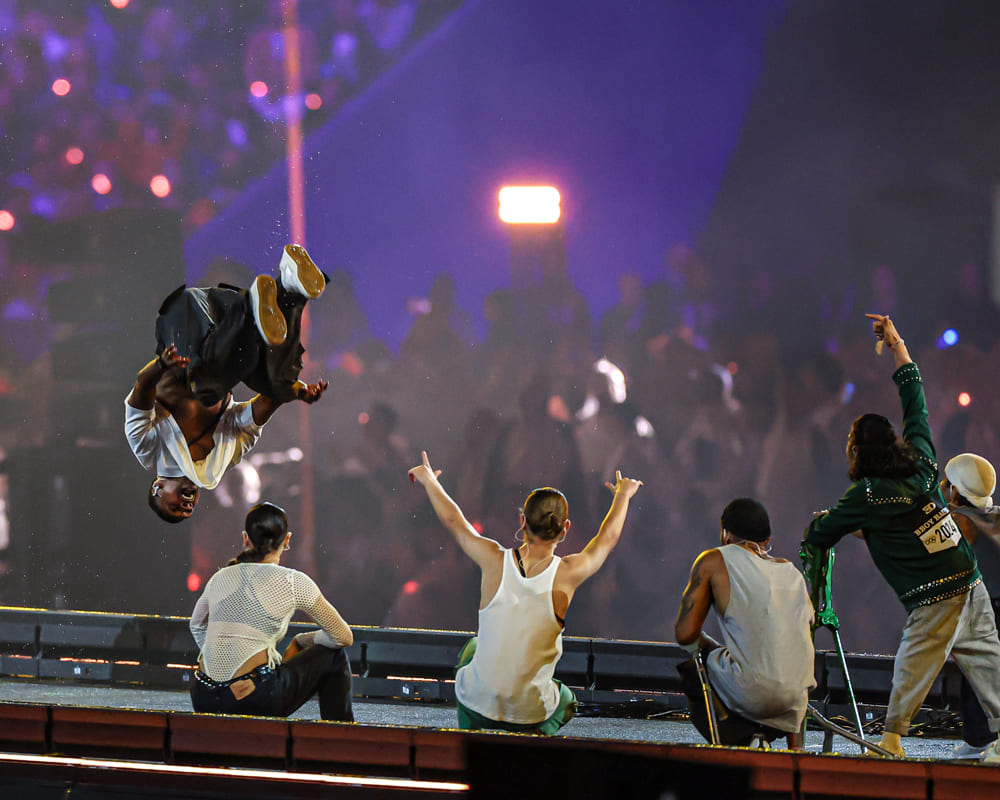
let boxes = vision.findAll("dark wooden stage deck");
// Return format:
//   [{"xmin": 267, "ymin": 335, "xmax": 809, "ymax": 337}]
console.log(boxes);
[{"xmin": 0, "ymin": 607, "xmax": 997, "ymax": 799}]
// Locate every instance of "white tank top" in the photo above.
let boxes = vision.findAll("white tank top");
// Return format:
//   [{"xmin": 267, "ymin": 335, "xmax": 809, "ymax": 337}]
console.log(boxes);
[
  {"xmin": 455, "ymin": 548, "xmax": 563, "ymax": 724},
  {"xmin": 706, "ymin": 544, "xmax": 816, "ymax": 732}
]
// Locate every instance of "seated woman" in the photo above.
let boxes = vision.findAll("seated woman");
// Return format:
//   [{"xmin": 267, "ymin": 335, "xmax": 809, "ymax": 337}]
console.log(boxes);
[
  {"xmin": 189, "ymin": 502, "xmax": 354, "ymax": 720},
  {"xmin": 408, "ymin": 450, "xmax": 642, "ymax": 734}
]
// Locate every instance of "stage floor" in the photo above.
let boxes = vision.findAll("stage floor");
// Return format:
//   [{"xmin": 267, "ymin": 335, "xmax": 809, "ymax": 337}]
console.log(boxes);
[{"xmin": 0, "ymin": 678, "xmax": 967, "ymax": 762}]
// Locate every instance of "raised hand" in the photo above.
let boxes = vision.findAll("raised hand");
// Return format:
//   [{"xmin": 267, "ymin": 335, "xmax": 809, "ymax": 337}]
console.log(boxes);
[
  {"xmin": 408, "ymin": 450, "xmax": 443, "ymax": 486},
  {"xmin": 865, "ymin": 313, "xmax": 910, "ymax": 365},
  {"xmin": 865, "ymin": 313, "xmax": 901, "ymax": 346},
  {"xmin": 294, "ymin": 379, "xmax": 328, "ymax": 404},
  {"xmin": 159, "ymin": 343, "xmax": 190, "ymax": 370},
  {"xmin": 605, "ymin": 469, "xmax": 643, "ymax": 499}
]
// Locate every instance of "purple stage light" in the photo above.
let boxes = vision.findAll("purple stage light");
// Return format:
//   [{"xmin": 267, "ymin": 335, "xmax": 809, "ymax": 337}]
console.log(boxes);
[{"xmin": 226, "ymin": 119, "xmax": 248, "ymax": 148}]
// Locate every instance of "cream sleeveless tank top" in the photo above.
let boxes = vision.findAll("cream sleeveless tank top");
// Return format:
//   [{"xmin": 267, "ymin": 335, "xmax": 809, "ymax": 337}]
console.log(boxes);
[{"xmin": 455, "ymin": 548, "xmax": 563, "ymax": 724}]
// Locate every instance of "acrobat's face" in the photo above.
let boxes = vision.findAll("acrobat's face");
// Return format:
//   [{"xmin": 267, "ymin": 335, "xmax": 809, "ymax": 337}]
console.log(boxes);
[{"xmin": 151, "ymin": 477, "xmax": 201, "ymax": 522}]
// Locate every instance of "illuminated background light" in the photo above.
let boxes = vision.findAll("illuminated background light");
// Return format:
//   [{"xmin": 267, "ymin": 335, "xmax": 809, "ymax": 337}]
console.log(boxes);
[
  {"xmin": 402, "ymin": 580, "xmax": 419, "ymax": 595},
  {"xmin": 595, "ymin": 357, "xmax": 627, "ymax": 402},
  {"xmin": 51, "ymin": 78, "xmax": 71, "ymax": 96},
  {"xmin": 91, "ymin": 173, "xmax": 112, "ymax": 195},
  {"xmin": 958, "ymin": 391, "xmax": 972, "ymax": 407},
  {"xmin": 65, "ymin": 147, "xmax": 84, "ymax": 165},
  {"xmin": 498, "ymin": 185, "xmax": 561, "ymax": 224},
  {"xmin": 250, "ymin": 80, "xmax": 269, "ymax": 98},
  {"xmin": 109, "ymin": 0, "xmax": 130, "ymax": 8},
  {"xmin": 149, "ymin": 174, "xmax": 171, "ymax": 198},
  {"xmin": 305, "ymin": 93, "xmax": 322, "ymax": 110},
  {"xmin": 0, "ymin": 211, "xmax": 14, "ymax": 231},
  {"xmin": 186, "ymin": 573, "xmax": 201, "ymax": 592},
  {"xmin": 358, "ymin": 411, "xmax": 370, "ymax": 425},
  {"xmin": 937, "ymin": 327, "xmax": 960, "ymax": 349},
  {"xmin": 634, "ymin": 415, "xmax": 655, "ymax": 438}
]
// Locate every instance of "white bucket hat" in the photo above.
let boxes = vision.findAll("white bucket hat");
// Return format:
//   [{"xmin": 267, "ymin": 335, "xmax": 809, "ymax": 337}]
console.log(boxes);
[{"xmin": 945, "ymin": 453, "xmax": 996, "ymax": 509}]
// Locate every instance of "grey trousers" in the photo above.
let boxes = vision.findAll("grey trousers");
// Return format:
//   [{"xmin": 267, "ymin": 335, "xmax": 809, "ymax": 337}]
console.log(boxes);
[{"xmin": 885, "ymin": 581, "xmax": 1000, "ymax": 736}]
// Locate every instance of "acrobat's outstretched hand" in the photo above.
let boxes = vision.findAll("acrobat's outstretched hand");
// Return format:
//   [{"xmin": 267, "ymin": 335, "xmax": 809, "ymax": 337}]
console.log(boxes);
[
  {"xmin": 158, "ymin": 343, "xmax": 190, "ymax": 370},
  {"xmin": 293, "ymin": 379, "xmax": 329, "ymax": 404}
]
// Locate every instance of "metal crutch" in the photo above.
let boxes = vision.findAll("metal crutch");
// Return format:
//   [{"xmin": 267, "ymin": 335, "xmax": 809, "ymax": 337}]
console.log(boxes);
[
  {"xmin": 807, "ymin": 703, "xmax": 899, "ymax": 758},
  {"xmin": 693, "ymin": 647, "xmax": 721, "ymax": 745},
  {"xmin": 801, "ymin": 541, "xmax": 868, "ymax": 752}
]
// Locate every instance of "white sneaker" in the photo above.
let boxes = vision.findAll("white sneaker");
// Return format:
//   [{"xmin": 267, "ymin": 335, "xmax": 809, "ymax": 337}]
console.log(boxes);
[
  {"xmin": 279, "ymin": 244, "xmax": 325, "ymax": 299},
  {"xmin": 249, "ymin": 275, "xmax": 286, "ymax": 345},
  {"xmin": 980, "ymin": 738, "xmax": 1000, "ymax": 765},
  {"xmin": 952, "ymin": 741, "xmax": 990, "ymax": 759}
]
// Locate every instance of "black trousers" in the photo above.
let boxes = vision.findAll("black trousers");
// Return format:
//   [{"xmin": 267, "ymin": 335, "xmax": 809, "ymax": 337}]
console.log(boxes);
[
  {"xmin": 190, "ymin": 645, "xmax": 353, "ymax": 721},
  {"xmin": 154, "ymin": 283, "xmax": 307, "ymax": 406}
]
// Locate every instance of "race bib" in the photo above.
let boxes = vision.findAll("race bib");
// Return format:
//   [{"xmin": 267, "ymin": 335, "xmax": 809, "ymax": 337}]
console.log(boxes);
[{"xmin": 902, "ymin": 497, "xmax": 962, "ymax": 554}]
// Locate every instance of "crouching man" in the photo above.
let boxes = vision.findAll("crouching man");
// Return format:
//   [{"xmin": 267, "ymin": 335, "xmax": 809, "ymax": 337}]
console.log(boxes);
[{"xmin": 674, "ymin": 497, "xmax": 816, "ymax": 749}]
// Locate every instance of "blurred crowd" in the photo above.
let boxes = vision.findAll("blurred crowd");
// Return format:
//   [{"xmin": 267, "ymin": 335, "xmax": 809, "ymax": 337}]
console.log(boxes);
[
  {"xmin": 2, "ymin": 2, "xmax": 997, "ymax": 655},
  {"xmin": 0, "ymin": 0, "xmax": 462, "ymax": 235},
  {"xmin": 187, "ymin": 245, "xmax": 1000, "ymax": 654}
]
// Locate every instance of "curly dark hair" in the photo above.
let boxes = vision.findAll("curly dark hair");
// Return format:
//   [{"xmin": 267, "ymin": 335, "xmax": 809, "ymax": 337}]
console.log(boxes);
[{"xmin": 848, "ymin": 413, "xmax": 919, "ymax": 481}]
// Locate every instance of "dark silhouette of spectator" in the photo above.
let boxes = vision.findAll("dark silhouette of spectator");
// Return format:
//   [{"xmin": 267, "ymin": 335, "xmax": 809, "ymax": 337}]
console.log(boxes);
[{"xmin": 490, "ymin": 370, "xmax": 588, "ymax": 533}]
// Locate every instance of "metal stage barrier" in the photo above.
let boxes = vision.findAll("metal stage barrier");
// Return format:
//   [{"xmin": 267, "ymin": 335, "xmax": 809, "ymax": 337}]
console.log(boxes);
[{"xmin": 0, "ymin": 605, "xmax": 967, "ymax": 719}]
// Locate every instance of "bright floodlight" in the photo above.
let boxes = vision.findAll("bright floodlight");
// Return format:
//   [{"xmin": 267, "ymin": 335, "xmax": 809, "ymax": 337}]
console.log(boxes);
[{"xmin": 499, "ymin": 186, "xmax": 561, "ymax": 224}]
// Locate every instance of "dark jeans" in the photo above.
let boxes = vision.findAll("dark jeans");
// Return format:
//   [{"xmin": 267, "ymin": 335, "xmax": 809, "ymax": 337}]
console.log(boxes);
[
  {"xmin": 677, "ymin": 646, "xmax": 786, "ymax": 746},
  {"xmin": 190, "ymin": 645, "xmax": 353, "ymax": 721},
  {"xmin": 154, "ymin": 283, "xmax": 307, "ymax": 406},
  {"xmin": 960, "ymin": 597, "xmax": 1000, "ymax": 746}
]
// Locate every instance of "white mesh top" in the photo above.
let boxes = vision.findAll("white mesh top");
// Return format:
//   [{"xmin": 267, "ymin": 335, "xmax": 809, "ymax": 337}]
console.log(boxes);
[{"xmin": 190, "ymin": 562, "xmax": 352, "ymax": 681}]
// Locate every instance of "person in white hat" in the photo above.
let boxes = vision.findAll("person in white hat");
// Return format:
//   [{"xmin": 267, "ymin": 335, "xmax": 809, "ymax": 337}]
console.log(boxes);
[{"xmin": 942, "ymin": 453, "xmax": 1000, "ymax": 759}]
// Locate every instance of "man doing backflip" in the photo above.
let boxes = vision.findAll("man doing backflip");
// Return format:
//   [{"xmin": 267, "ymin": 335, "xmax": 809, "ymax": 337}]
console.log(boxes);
[{"xmin": 125, "ymin": 245, "xmax": 328, "ymax": 523}]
